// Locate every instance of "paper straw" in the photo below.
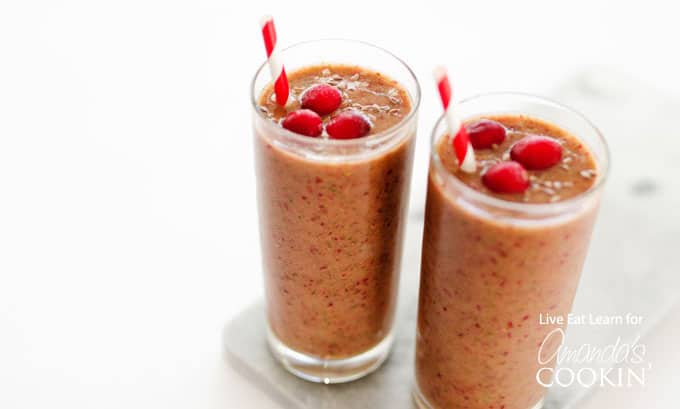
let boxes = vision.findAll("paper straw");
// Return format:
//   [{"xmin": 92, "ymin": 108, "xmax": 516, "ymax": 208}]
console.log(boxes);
[
  {"xmin": 260, "ymin": 15, "xmax": 290, "ymax": 106},
  {"xmin": 433, "ymin": 66, "xmax": 476, "ymax": 172}
]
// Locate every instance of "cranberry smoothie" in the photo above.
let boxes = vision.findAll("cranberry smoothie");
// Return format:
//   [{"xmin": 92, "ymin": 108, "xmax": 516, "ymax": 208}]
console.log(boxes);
[
  {"xmin": 416, "ymin": 114, "xmax": 603, "ymax": 408},
  {"xmin": 254, "ymin": 64, "xmax": 416, "ymax": 360}
]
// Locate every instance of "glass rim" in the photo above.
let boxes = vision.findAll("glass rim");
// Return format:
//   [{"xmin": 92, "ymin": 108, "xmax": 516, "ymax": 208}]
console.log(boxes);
[
  {"xmin": 250, "ymin": 38, "xmax": 421, "ymax": 148},
  {"xmin": 430, "ymin": 92, "xmax": 611, "ymax": 214}
]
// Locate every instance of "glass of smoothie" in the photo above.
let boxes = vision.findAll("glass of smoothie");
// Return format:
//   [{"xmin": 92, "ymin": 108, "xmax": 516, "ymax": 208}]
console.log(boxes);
[
  {"xmin": 251, "ymin": 39, "xmax": 420, "ymax": 383},
  {"xmin": 414, "ymin": 93, "xmax": 609, "ymax": 408}
]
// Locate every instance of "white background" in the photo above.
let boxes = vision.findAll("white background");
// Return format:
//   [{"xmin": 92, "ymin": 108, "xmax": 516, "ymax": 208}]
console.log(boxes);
[{"xmin": 0, "ymin": 0, "xmax": 678, "ymax": 407}]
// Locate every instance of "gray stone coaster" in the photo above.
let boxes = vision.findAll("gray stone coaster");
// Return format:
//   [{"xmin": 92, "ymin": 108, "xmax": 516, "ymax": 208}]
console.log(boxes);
[{"xmin": 225, "ymin": 70, "xmax": 680, "ymax": 409}]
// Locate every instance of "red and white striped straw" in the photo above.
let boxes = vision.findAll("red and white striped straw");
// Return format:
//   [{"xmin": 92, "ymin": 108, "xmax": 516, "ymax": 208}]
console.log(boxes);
[
  {"xmin": 433, "ymin": 66, "xmax": 476, "ymax": 173},
  {"xmin": 260, "ymin": 15, "xmax": 289, "ymax": 106}
]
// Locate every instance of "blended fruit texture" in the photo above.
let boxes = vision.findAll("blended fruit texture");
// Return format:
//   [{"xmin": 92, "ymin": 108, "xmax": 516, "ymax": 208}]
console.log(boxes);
[
  {"xmin": 258, "ymin": 65, "xmax": 410, "ymax": 134},
  {"xmin": 444, "ymin": 115, "xmax": 597, "ymax": 203},
  {"xmin": 254, "ymin": 65, "xmax": 415, "ymax": 358},
  {"xmin": 416, "ymin": 115, "xmax": 599, "ymax": 408}
]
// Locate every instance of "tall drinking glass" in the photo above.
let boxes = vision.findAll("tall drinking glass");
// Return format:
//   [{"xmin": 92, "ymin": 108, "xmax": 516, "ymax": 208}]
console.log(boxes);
[
  {"xmin": 251, "ymin": 39, "xmax": 420, "ymax": 383},
  {"xmin": 414, "ymin": 93, "xmax": 609, "ymax": 408}
]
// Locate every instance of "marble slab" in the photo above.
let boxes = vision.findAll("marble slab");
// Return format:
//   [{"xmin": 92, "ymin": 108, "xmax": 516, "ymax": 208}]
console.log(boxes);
[{"xmin": 224, "ymin": 69, "xmax": 680, "ymax": 409}]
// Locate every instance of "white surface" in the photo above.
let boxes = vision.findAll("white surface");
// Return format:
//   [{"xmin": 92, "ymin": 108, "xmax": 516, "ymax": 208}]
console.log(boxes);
[{"xmin": 0, "ymin": 1, "xmax": 678, "ymax": 408}]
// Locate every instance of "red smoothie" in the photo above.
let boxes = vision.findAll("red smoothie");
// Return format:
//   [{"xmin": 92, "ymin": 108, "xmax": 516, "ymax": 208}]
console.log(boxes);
[
  {"xmin": 415, "ymin": 102, "xmax": 608, "ymax": 409},
  {"xmin": 253, "ymin": 56, "xmax": 418, "ymax": 382}
]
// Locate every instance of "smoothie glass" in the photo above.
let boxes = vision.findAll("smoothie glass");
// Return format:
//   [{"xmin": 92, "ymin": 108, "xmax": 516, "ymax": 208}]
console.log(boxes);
[
  {"xmin": 251, "ymin": 40, "xmax": 420, "ymax": 383},
  {"xmin": 414, "ymin": 94, "xmax": 609, "ymax": 408}
]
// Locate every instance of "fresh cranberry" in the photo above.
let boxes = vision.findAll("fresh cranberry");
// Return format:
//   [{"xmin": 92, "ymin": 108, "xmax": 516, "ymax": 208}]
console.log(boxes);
[
  {"xmin": 465, "ymin": 119, "xmax": 506, "ymax": 149},
  {"xmin": 482, "ymin": 161, "xmax": 530, "ymax": 194},
  {"xmin": 510, "ymin": 135, "xmax": 563, "ymax": 170},
  {"xmin": 300, "ymin": 84, "xmax": 342, "ymax": 116},
  {"xmin": 326, "ymin": 110, "xmax": 371, "ymax": 139},
  {"xmin": 281, "ymin": 109, "xmax": 323, "ymax": 137}
]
